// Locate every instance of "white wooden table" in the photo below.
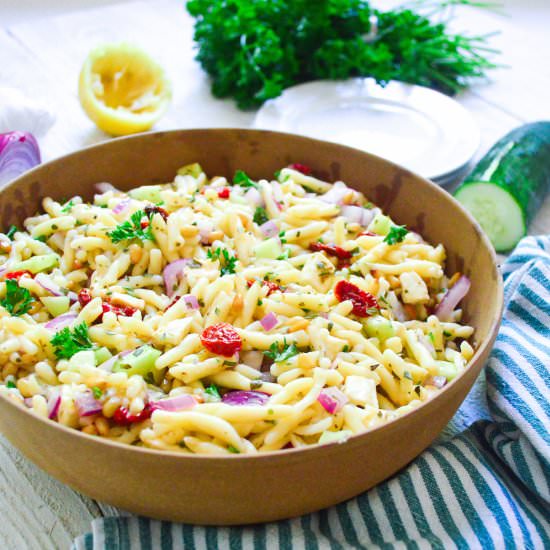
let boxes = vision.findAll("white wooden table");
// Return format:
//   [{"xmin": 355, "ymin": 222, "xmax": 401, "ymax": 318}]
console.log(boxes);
[{"xmin": 0, "ymin": 0, "xmax": 549, "ymax": 547}]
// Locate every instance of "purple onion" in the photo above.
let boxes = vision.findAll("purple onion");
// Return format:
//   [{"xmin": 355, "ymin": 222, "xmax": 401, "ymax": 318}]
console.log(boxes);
[
  {"xmin": 183, "ymin": 294, "xmax": 199, "ymax": 310},
  {"xmin": 196, "ymin": 219, "xmax": 214, "ymax": 244},
  {"xmin": 23, "ymin": 397, "xmax": 33, "ymax": 408},
  {"xmin": 35, "ymin": 273, "xmax": 63, "ymax": 296},
  {"xmin": 245, "ymin": 187, "xmax": 263, "ymax": 207},
  {"xmin": 222, "ymin": 390, "xmax": 270, "ymax": 406},
  {"xmin": 150, "ymin": 394, "xmax": 197, "ymax": 412},
  {"xmin": 425, "ymin": 375, "xmax": 447, "ymax": 389},
  {"xmin": 163, "ymin": 259, "xmax": 192, "ymax": 298},
  {"xmin": 435, "ymin": 276, "xmax": 471, "ymax": 322},
  {"xmin": 44, "ymin": 312, "xmax": 78, "ymax": 331},
  {"xmin": 47, "ymin": 389, "xmax": 61, "ymax": 419},
  {"xmin": 75, "ymin": 391, "xmax": 102, "ymax": 417},
  {"xmin": 67, "ymin": 291, "xmax": 78, "ymax": 303},
  {"xmin": 260, "ymin": 220, "xmax": 278, "ymax": 237},
  {"xmin": 317, "ymin": 387, "xmax": 348, "ymax": 414},
  {"xmin": 260, "ymin": 312, "xmax": 278, "ymax": 331},
  {"xmin": 98, "ymin": 349, "xmax": 132, "ymax": 371},
  {"xmin": 0, "ymin": 131, "xmax": 41, "ymax": 186},
  {"xmin": 112, "ymin": 198, "xmax": 131, "ymax": 214},
  {"xmin": 320, "ymin": 182, "xmax": 348, "ymax": 205},
  {"xmin": 340, "ymin": 205, "xmax": 364, "ymax": 224}
]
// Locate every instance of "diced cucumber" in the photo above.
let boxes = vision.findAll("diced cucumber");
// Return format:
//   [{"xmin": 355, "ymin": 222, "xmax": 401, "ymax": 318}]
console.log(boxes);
[
  {"xmin": 455, "ymin": 121, "xmax": 550, "ymax": 252},
  {"xmin": 94, "ymin": 347, "xmax": 112, "ymax": 365},
  {"xmin": 40, "ymin": 296, "xmax": 70, "ymax": 317},
  {"xmin": 254, "ymin": 238, "xmax": 282, "ymax": 260},
  {"xmin": 70, "ymin": 350, "xmax": 96, "ymax": 370},
  {"xmin": 129, "ymin": 185, "xmax": 163, "ymax": 203},
  {"xmin": 12, "ymin": 254, "xmax": 59, "ymax": 274},
  {"xmin": 177, "ymin": 163, "xmax": 203, "ymax": 178},
  {"xmin": 319, "ymin": 430, "xmax": 353, "ymax": 445},
  {"xmin": 113, "ymin": 345, "xmax": 162, "ymax": 382},
  {"xmin": 435, "ymin": 360, "xmax": 457, "ymax": 381},
  {"xmin": 364, "ymin": 316, "xmax": 395, "ymax": 342},
  {"xmin": 368, "ymin": 213, "xmax": 392, "ymax": 236}
]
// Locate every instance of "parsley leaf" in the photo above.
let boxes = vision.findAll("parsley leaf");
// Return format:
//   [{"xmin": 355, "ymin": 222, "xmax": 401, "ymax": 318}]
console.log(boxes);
[
  {"xmin": 5, "ymin": 225, "xmax": 18, "ymax": 240},
  {"xmin": 264, "ymin": 339, "xmax": 299, "ymax": 363},
  {"xmin": 207, "ymin": 247, "xmax": 237, "ymax": 276},
  {"xmin": 1, "ymin": 280, "xmax": 34, "ymax": 316},
  {"xmin": 276, "ymin": 248, "xmax": 290, "ymax": 260},
  {"xmin": 108, "ymin": 210, "xmax": 155, "ymax": 244},
  {"xmin": 50, "ymin": 322, "xmax": 94, "ymax": 359},
  {"xmin": 227, "ymin": 445, "xmax": 240, "ymax": 454},
  {"xmin": 204, "ymin": 384, "xmax": 221, "ymax": 399},
  {"xmin": 92, "ymin": 386, "xmax": 103, "ymax": 399},
  {"xmin": 253, "ymin": 206, "xmax": 269, "ymax": 225},
  {"xmin": 384, "ymin": 225, "xmax": 408, "ymax": 245},
  {"xmin": 6, "ymin": 380, "xmax": 16, "ymax": 389},
  {"xmin": 233, "ymin": 170, "xmax": 258, "ymax": 189},
  {"xmin": 61, "ymin": 200, "xmax": 75, "ymax": 213}
]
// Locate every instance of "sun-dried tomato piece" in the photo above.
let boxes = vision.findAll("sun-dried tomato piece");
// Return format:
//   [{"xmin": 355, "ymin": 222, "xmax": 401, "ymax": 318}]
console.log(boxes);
[
  {"xmin": 4, "ymin": 270, "xmax": 32, "ymax": 280},
  {"xmin": 334, "ymin": 280, "xmax": 379, "ymax": 317},
  {"xmin": 201, "ymin": 322, "xmax": 242, "ymax": 357},
  {"xmin": 309, "ymin": 242, "xmax": 352, "ymax": 260},
  {"xmin": 144, "ymin": 205, "xmax": 169, "ymax": 222},
  {"xmin": 78, "ymin": 288, "xmax": 93, "ymax": 307},
  {"xmin": 358, "ymin": 231, "xmax": 377, "ymax": 237},
  {"xmin": 112, "ymin": 403, "xmax": 153, "ymax": 426},
  {"xmin": 288, "ymin": 163, "xmax": 312, "ymax": 175},
  {"xmin": 217, "ymin": 187, "xmax": 230, "ymax": 199},
  {"xmin": 101, "ymin": 301, "xmax": 137, "ymax": 319},
  {"xmin": 246, "ymin": 279, "xmax": 281, "ymax": 295}
]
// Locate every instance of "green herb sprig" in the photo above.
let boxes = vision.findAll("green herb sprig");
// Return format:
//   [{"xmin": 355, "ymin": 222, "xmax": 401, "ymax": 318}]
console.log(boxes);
[
  {"xmin": 50, "ymin": 322, "xmax": 94, "ymax": 359},
  {"xmin": 384, "ymin": 224, "xmax": 408, "ymax": 245},
  {"xmin": 108, "ymin": 210, "xmax": 155, "ymax": 244},
  {"xmin": 207, "ymin": 247, "xmax": 237, "ymax": 276},
  {"xmin": 253, "ymin": 207, "xmax": 269, "ymax": 225},
  {"xmin": 187, "ymin": 0, "xmax": 498, "ymax": 109},
  {"xmin": 264, "ymin": 339, "xmax": 299, "ymax": 363},
  {"xmin": 1, "ymin": 280, "xmax": 34, "ymax": 316},
  {"xmin": 233, "ymin": 170, "xmax": 258, "ymax": 189}
]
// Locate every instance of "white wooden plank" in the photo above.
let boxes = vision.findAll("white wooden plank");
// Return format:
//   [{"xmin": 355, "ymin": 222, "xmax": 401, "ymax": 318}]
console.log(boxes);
[{"xmin": 0, "ymin": 435, "xmax": 101, "ymax": 549}]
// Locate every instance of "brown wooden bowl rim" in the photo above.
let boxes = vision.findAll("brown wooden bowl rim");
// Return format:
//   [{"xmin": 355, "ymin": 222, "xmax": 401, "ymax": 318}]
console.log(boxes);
[{"xmin": 0, "ymin": 128, "xmax": 504, "ymax": 462}]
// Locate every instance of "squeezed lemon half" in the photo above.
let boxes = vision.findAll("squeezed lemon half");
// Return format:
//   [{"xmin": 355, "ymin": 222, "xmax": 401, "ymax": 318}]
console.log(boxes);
[{"xmin": 78, "ymin": 43, "xmax": 171, "ymax": 136}]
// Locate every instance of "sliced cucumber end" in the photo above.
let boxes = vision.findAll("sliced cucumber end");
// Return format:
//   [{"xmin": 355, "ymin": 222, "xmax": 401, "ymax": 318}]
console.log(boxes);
[{"xmin": 454, "ymin": 182, "xmax": 526, "ymax": 252}]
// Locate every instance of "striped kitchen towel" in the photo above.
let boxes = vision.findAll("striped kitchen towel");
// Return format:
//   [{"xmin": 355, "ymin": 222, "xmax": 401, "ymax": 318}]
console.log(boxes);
[{"xmin": 73, "ymin": 236, "xmax": 550, "ymax": 550}]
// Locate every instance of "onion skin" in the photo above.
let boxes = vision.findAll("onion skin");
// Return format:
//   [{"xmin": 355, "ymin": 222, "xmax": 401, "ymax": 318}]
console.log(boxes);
[{"xmin": 0, "ymin": 131, "xmax": 40, "ymax": 186}]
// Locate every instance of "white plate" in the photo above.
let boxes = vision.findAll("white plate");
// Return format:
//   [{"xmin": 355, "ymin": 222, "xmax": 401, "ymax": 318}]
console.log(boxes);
[{"xmin": 253, "ymin": 79, "xmax": 480, "ymax": 181}]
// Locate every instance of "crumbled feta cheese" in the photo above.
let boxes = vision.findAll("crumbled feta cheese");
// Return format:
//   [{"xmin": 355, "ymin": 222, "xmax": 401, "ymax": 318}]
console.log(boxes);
[{"xmin": 343, "ymin": 375, "xmax": 378, "ymax": 407}]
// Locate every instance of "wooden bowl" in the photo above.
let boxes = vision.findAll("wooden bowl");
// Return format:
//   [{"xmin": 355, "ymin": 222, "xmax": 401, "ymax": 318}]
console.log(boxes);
[{"xmin": 0, "ymin": 129, "xmax": 503, "ymax": 524}]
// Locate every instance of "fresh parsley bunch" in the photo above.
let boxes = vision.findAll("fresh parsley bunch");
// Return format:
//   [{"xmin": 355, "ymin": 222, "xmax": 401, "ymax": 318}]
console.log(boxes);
[{"xmin": 187, "ymin": 0, "xmax": 497, "ymax": 109}]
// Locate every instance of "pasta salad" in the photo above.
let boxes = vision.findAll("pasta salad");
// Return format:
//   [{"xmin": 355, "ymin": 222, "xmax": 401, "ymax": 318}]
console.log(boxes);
[{"xmin": 0, "ymin": 163, "xmax": 474, "ymax": 454}]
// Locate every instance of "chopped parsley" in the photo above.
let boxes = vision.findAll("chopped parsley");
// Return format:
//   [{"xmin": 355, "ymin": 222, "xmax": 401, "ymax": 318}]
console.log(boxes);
[
  {"xmin": 264, "ymin": 339, "xmax": 299, "ymax": 363},
  {"xmin": 1, "ymin": 280, "xmax": 34, "ymax": 316},
  {"xmin": 428, "ymin": 332, "xmax": 435, "ymax": 343},
  {"xmin": 233, "ymin": 170, "xmax": 258, "ymax": 189},
  {"xmin": 250, "ymin": 379, "xmax": 263, "ymax": 390},
  {"xmin": 207, "ymin": 247, "xmax": 237, "ymax": 276},
  {"xmin": 342, "ymin": 344, "xmax": 350, "ymax": 352},
  {"xmin": 50, "ymin": 322, "xmax": 94, "ymax": 359},
  {"xmin": 107, "ymin": 210, "xmax": 155, "ymax": 244},
  {"xmin": 204, "ymin": 384, "xmax": 221, "ymax": 399},
  {"xmin": 253, "ymin": 206, "xmax": 269, "ymax": 225},
  {"xmin": 227, "ymin": 445, "xmax": 240, "ymax": 454},
  {"xmin": 443, "ymin": 330, "xmax": 452, "ymax": 338},
  {"xmin": 277, "ymin": 248, "xmax": 290, "ymax": 261},
  {"xmin": 5, "ymin": 225, "xmax": 18, "ymax": 240},
  {"xmin": 383, "ymin": 224, "xmax": 408, "ymax": 245},
  {"xmin": 34, "ymin": 235, "xmax": 47, "ymax": 243},
  {"xmin": 6, "ymin": 380, "xmax": 16, "ymax": 389},
  {"xmin": 92, "ymin": 386, "xmax": 103, "ymax": 399},
  {"xmin": 61, "ymin": 200, "xmax": 75, "ymax": 213},
  {"xmin": 278, "ymin": 230, "xmax": 287, "ymax": 244}
]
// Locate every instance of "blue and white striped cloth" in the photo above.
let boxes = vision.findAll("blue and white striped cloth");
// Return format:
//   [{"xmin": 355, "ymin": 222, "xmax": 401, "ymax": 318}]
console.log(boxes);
[{"xmin": 73, "ymin": 236, "xmax": 550, "ymax": 550}]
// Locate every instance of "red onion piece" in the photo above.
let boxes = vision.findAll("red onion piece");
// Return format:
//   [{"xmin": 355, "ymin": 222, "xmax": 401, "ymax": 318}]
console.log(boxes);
[
  {"xmin": 259, "ymin": 371, "xmax": 276, "ymax": 383},
  {"xmin": 222, "ymin": 390, "xmax": 270, "ymax": 406},
  {"xmin": 260, "ymin": 312, "xmax": 278, "ymax": 331},
  {"xmin": 317, "ymin": 387, "xmax": 348, "ymax": 414},
  {"xmin": 44, "ymin": 312, "xmax": 78, "ymax": 331},
  {"xmin": 47, "ymin": 389, "xmax": 61, "ymax": 419},
  {"xmin": 0, "ymin": 131, "xmax": 41, "ymax": 186},
  {"xmin": 435, "ymin": 276, "xmax": 471, "ymax": 322},
  {"xmin": 245, "ymin": 187, "xmax": 263, "ymax": 207},
  {"xmin": 183, "ymin": 294, "xmax": 199, "ymax": 310},
  {"xmin": 241, "ymin": 350, "xmax": 264, "ymax": 370},
  {"xmin": 113, "ymin": 198, "xmax": 131, "ymax": 214},
  {"xmin": 35, "ymin": 273, "xmax": 63, "ymax": 296},
  {"xmin": 98, "ymin": 349, "xmax": 132, "ymax": 371},
  {"xmin": 425, "ymin": 375, "xmax": 447, "ymax": 389},
  {"xmin": 320, "ymin": 182, "xmax": 348, "ymax": 205},
  {"xmin": 75, "ymin": 391, "xmax": 102, "ymax": 417},
  {"xmin": 23, "ymin": 397, "xmax": 33, "ymax": 408},
  {"xmin": 260, "ymin": 220, "xmax": 278, "ymax": 237},
  {"xmin": 340, "ymin": 205, "xmax": 364, "ymax": 224},
  {"xmin": 67, "ymin": 291, "xmax": 78, "ymax": 303},
  {"xmin": 361, "ymin": 208, "xmax": 377, "ymax": 227},
  {"xmin": 94, "ymin": 182, "xmax": 118, "ymax": 194},
  {"xmin": 196, "ymin": 219, "xmax": 214, "ymax": 244},
  {"xmin": 150, "ymin": 394, "xmax": 198, "ymax": 412},
  {"xmin": 386, "ymin": 292, "xmax": 407, "ymax": 322},
  {"xmin": 163, "ymin": 259, "xmax": 192, "ymax": 298}
]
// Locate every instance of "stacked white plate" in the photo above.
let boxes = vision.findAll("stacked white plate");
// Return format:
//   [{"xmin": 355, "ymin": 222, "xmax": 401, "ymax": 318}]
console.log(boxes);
[{"xmin": 253, "ymin": 78, "xmax": 479, "ymax": 186}]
